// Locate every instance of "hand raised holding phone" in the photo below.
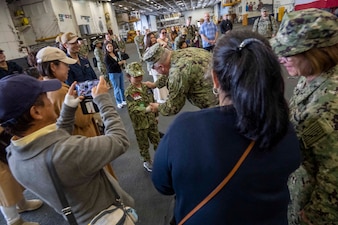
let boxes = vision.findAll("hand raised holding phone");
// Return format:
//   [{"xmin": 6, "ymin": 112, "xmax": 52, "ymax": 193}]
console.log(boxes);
[
  {"xmin": 64, "ymin": 81, "xmax": 85, "ymax": 108},
  {"xmin": 91, "ymin": 76, "xmax": 109, "ymax": 98}
]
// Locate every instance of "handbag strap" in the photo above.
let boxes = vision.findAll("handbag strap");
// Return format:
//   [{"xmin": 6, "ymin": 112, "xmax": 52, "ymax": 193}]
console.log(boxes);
[
  {"xmin": 45, "ymin": 148, "xmax": 78, "ymax": 225},
  {"xmin": 102, "ymin": 168, "xmax": 124, "ymax": 207},
  {"xmin": 178, "ymin": 141, "xmax": 255, "ymax": 225}
]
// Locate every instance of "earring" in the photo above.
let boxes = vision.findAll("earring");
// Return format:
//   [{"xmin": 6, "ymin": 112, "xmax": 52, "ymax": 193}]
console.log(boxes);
[{"xmin": 212, "ymin": 87, "xmax": 219, "ymax": 97}]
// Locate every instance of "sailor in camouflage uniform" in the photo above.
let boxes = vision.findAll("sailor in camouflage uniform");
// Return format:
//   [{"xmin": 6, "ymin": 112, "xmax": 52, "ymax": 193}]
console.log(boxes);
[
  {"xmin": 252, "ymin": 7, "xmax": 278, "ymax": 38},
  {"xmin": 134, "ymin": 30, "xmax": 145, "ymax": 62},
  {"xmin": 173, "ymin": 28, "xmax": 188, "ymax": 50},
  {"xmin": 125, "ymin": 62, "xmax": 160, "ymax": 172},
  {"xmin": 93, "ymin": 39, "xmax": 111, "ymax": 87},
  {"xmin": 271, "ymin": 8, "xmax": 338, "ymax": 225},
  {"xmin": 143, "ymin": 43, "xmax": 218, "ymax": 116}
]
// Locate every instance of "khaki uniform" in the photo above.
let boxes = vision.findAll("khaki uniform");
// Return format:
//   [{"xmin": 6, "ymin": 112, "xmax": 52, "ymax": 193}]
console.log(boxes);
[{"xmin": 0, "ymin": 128, "xmax": 24, "ymax": 207}]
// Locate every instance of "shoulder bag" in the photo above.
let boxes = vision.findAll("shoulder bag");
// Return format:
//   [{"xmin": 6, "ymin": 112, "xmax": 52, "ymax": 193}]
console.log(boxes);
[
  {"xmin": 45, "ymin": 148, "xmax": 137, "ymax": 225},
  {"xmin": 178, "ymin": 141, "xmax": 255, "ymax": 225}
]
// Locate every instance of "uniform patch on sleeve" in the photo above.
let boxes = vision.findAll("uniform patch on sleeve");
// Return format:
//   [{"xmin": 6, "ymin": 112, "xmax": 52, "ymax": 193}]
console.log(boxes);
[{"xmin": 301, "ymin": 118, "xmax": 334, "ymax": 149}]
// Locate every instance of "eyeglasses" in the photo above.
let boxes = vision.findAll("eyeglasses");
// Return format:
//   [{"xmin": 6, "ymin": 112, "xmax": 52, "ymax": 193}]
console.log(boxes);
[{"xmin": 161, "ymin": 32, "xmax": 167, "ymax": 34}]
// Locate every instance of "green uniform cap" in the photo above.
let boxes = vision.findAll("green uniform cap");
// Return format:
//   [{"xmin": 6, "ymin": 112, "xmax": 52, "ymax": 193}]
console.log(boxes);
[
  {"xmin": 125, "ymin": 62, "xmax": 144, "ymax": 77},
  {"xmin": 271, "ymin": 8, "xmax": 338, "ymax": 57},
  {"xmin": 142, "ymin": 43, "xmax": 165, "ymax": 68},
  {"xmin": 92, "ymin": 39, "xmax": 102, "ymax": 46}
]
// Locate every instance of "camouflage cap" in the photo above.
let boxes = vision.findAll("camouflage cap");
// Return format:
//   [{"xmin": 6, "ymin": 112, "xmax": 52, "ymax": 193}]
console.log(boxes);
[
  {"xmin": 271, "ymin": 8, "xmax": 338, "ymax": 57},
  {"xmin": 125, "ymin": 62, "xmax": 145, "ymax": 77},
  {"xmin": 142, "ymin": 43, "xmax": 165, "ymax": 68},
  {"xmin": 181, "ymin": 28, "xmax": 188, "ymax": 35},
  {"xmin": 92, "ymin": 39, "xmax": 102, "ymax": 46}
]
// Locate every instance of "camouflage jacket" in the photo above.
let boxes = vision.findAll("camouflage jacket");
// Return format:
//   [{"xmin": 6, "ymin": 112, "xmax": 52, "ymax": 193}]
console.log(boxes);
[
  {"xmin": 173, "ymin": 35, "xmax": 186, "ymax": 50},
  {"xmin": 289, "ymin": 64, "xmax": 338, "ymax": 224},
  {"xmin": 252, "ymin": 15, "xmax": 278, "ymax": 38},
  {"xmin": 79, "ymin": 44, "xmax": 89, "ymax": 58},
  {"xmin": 134, "ymin": 35, "xmax": 145, "ymax": 50},
  {"xmin": 116, "ymin": 39, "xmax": 126, "ymax": 52},
  {"xmin": 125, "ymin": 83, "xmax": 158, "ymax": 130},
  {"xmin": 94, "ymin": 47, "xmax": 106, "ymax": 75},
  {"xmin": 157, "ymin": 48, "xmax": 218, "ymax": 116}
]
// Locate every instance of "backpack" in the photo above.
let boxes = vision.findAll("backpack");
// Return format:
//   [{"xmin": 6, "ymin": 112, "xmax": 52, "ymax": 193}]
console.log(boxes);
[{"xmin": 257, "ymin": 15, "xmax": 273, "ymax": 31}]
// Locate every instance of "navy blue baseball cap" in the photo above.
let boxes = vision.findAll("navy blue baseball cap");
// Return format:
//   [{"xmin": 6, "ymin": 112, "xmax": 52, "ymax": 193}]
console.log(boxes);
[{"xmin": 0, "ymin": 74, "xmax": 61, "ymax": 127}]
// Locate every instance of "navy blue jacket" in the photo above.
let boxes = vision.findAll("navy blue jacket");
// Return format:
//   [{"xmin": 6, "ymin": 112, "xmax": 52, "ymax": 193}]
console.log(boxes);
[
  {"xmin": 66, "ymin": 55, "xmax": 97, "ymax": 85},
  {"xmin": 152, "ymin": 106, "xmax": 301, "ymax": 225},
  {"xmin": 0, "ymin": 61, "xmax": 23, "ymax": 80}
]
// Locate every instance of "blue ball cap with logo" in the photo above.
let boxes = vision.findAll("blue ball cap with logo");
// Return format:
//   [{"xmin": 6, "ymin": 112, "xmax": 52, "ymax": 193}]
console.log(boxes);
[{"xmin": 0, "ymin": 74, "xmax": 61, "ymax": 127}]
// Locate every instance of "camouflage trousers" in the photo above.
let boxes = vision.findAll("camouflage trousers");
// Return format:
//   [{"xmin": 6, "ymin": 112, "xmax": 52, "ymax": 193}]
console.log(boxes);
[
  {"xmin": 98, "ymin": 64, "xmax": 112, "ymax": 87},
  {"xmin": 134, "ymin": 123, "xmax": 160, "ymax": 162},
  {"xmin": 287, "ymin": 165, "xmax": 314, "ymax": 225}
]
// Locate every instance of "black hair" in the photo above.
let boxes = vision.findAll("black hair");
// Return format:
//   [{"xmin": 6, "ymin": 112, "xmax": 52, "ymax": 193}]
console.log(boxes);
[
  {"xmin": 146, "ymin": 32, "xmax": 156, "ymax": 49},
  {"xmin": 3, "ymin": 93, "xmax": 45, "ymax": 137},
  {"xmin": 37, "ymin": 60, "xmax": 61, "ymax": 79},
  {"xmin": 25, "ymin": 67, "xmax": 42, "ymax": 79},
  {"xmin": 212, "ymin": 30, "xmax": 289, "ymax": 149},
  {"xmin": 26, "ymin": 50, "xmax": 38, "ymax": 67},
  {"xmin": 177, "ymin": 40, "xmax": 187, "ymax": 49}
]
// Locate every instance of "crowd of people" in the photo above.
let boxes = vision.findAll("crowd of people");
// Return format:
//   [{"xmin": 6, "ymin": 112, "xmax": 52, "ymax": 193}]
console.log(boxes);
[{"xmin": 0, "ymin": 8, "xmax": 337, "ymax": 225}]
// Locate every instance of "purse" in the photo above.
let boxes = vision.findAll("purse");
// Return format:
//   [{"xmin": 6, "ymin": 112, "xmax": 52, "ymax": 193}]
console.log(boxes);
[
  {"xmin": 178, "ymin": 141, "xmax": 255, "ymax": 225},
  {"xmin": 45, "ymin": 148, "xmax": 137, "ymax": 225},
  {"xmin": 120, "ymin": 52, "xmax": 130, "ymax": 60},
  {"xmin": 88, "ymin": 168, "xmax": 138, "ymax": 225}
]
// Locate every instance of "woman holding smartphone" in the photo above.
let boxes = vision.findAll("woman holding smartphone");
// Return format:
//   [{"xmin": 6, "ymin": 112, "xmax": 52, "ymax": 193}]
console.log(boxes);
[
  {"xmin": 36, "ymin": 46, "xmax": 99, "ymax": 137},
  {"xmin": 104, "ymin": 42, "xmax": 127, "ymax": 109}
]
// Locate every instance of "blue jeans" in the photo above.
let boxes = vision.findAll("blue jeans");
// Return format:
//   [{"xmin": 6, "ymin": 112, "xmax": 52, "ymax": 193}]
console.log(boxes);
[{"xmin": 108, "ymin": 72, "xmax": 125, "ymax": 104}]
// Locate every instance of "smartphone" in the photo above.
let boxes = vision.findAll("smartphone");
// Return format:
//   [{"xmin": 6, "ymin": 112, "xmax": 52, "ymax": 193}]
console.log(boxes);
[
  {"xmin": 75, "ymin": 79, "xmax": 99, "ymax": 97},
  {"xmin": 75, "ymin": 80, "xmax": 100, "ymax": 114}
]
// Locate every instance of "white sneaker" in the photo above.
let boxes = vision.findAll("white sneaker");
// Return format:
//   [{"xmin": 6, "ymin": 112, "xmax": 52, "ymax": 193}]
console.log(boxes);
[
  {"xmin": 122, "ymin": 101, "xmax": 127, "ymax": 106},
  {"xmin": 117, "ymin": 103, "xmax": 123, "ymax": 109},
  {"xmin": 143, "ymin": 161, "xmax": 152, "ymax": 172}
]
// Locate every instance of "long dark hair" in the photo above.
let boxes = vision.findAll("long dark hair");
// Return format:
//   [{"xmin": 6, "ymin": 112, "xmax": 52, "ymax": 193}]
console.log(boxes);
[
  {"xmin": 212, "ymin": 30, "xmax": 289, "ymax": 148},
  {"xmin": 146, "ymin": 32, "xmax": 156, "ymax": 49}
]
